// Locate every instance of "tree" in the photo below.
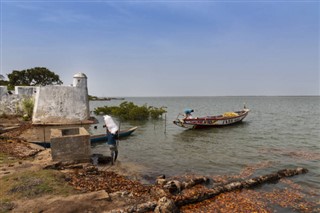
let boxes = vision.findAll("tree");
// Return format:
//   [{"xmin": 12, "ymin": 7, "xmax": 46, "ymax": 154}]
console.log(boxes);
[
  {"xmin": 7, "ymin": 67, "xmax": 63, "ymax": 89},
  {"xmin": 0, "ymin": 74, "xmax": 9, "ymax": 86}
]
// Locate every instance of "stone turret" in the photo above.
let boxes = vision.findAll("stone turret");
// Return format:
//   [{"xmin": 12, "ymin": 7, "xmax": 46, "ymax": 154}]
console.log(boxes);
[{"xmin": 73, "ymin": 73, "xmax": 87, "ymax": 88}]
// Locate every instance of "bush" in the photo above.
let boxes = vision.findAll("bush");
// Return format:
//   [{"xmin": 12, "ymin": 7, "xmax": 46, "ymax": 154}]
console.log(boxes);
[
  {"xmin": 22, "ymin": 97, "xmax": 34, "ymax": 121},
  {"xmin": 94, "ymin": 101, "xmax": 167, "ymax": 120}
]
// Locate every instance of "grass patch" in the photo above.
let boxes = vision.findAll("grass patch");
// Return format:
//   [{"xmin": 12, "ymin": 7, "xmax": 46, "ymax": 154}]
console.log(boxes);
[
  {"xmin": 0, "ymin": 199, "xmax": 14, "ymax": 213},
  {"xmin": 0, "ymin": 169, "xmax": 76, "ymax": 203},
  {"xmin": 0, "ymin": 153, "xmax": 18, "ymax": 166}
]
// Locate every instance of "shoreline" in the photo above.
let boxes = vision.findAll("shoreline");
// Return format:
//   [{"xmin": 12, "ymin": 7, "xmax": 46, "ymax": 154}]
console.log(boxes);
[{"xmin": 0, "ymin": 118, "xmax": 318, "ymax": 212}]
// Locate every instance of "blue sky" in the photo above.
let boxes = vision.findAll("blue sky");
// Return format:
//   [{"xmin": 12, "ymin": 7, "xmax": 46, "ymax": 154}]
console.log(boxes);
[{"xmin": 1, "ymin": 1, "xmax": 319, "ymax": 96}]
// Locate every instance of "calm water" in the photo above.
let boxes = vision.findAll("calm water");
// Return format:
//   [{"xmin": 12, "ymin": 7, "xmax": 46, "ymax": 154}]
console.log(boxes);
[
  {"xmin": 90, "ymin": 97, "xmax": 319, "ymax": 188},
  {"xmin": 89, "ymin": 96, "xmax": 320, "ymax": 211}
]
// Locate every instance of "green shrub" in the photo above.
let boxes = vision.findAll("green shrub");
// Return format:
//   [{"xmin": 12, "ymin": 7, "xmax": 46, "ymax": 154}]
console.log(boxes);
[
  {"xmin": 22, "ymin": 97, "xmax": 34, "ymax": 121},
  {"xmin": 94, "ymin": 101, "xmax": 167, "ymax": 120},
  {"xmin": 149, "ymin": 106, "xmax": 167, "ymax": 119}
]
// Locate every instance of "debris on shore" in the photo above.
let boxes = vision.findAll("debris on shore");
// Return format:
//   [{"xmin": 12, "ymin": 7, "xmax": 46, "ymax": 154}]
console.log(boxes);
[{"xmin": 0, "ymin": 119, "xmax": 319, "ymax": 212}]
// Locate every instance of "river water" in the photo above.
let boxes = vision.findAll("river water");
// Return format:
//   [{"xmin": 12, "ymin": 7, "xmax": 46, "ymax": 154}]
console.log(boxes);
[
  {"xmin": 24, "ymin": 96, "xmax": 319, "ymax": 211},
  {"xmin": 89, "ymin": 96, "xmax": 319, "ymax": 210}
]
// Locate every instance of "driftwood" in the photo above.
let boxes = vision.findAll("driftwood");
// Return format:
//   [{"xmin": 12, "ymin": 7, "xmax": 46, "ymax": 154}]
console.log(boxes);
[
  {"xmin": 109, "ymin": 167, "xmax": 308, "ymax": 213},
  {"xmin": 108, "ymin": 201, "xmax": 157, "ymax": 213},
  {"xmin": 164, "ymin": 176, "xmax": 209, "ymax": 193},
  {"xmin": 175, "ymin": 167, "xmax": 308, "ymax": 207}
]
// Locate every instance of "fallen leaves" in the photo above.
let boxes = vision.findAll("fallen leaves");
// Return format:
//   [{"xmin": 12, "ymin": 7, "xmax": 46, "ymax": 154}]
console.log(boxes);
[{"xmin": 66, "ymin": 166, "xmax": 154, "ymax": 197}]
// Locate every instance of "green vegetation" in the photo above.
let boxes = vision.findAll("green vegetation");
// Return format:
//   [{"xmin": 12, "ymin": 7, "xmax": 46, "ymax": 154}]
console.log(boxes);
[
  {"xmin": 88, "ymin": 95, "xmax": 98, "ymax": 101},
  {"xmin": 0, "ymin": 170, "xmax": 75, "ymax": 200},
  {"xmin": 94, "ymin": 101, "xmax": 167, "ymax": 120},
  {"xmin": 6, "ymin": 67, "xmax": 63, "ymax": 90},
  {"xmin": 21, "ymin": 97, "xmax": 34, "ymax": 121},
  {"xmin": 88, "ymin": 95, "xmax": 110, "ymax": 101},
  {"xmin": 0, "ymin": 74, "xmax": 8, "ymax": 86}
]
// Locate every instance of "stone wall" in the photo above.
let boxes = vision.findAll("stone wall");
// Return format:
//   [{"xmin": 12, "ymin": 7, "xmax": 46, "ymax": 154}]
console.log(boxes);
[
  {"xmin": 32, "ymin": 85, "xmax": 90, "ymax": 125},
  {"xmin": 50, "ymin": 127, "xmax": 91, "ymax": 162},
  {"xmin": 15, "ymin": 86, "xmax": 37, "ymax": 96},
  {"xmin": 0, "ymin": 86, "xmax": 37, "ymax": 116},
  {"xmin": 0, "ymin": 86, "xmax": 8, "ymax": 97},
  {"xmin": 0, "ymin": 93, "xmax": 24, "ymax": 115},
  {"xmin": 1, "ymin": 73, "xmax": 90, "ymax": 125}
]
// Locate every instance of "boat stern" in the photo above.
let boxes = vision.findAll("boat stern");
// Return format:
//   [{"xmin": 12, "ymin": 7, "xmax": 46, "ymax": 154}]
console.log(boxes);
[{"xmin": 173, "ymin": 119, "xmax": 188, "ymax": 128}]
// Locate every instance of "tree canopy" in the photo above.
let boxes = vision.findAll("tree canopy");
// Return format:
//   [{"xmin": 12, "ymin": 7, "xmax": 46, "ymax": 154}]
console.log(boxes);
[{"xmin": 7, "ymin": 67, "xmax": 63, "ymax": 89}]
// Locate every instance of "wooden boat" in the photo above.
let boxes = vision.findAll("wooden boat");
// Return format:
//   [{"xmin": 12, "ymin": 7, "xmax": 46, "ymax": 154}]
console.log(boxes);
[
  {"xmin": 90, "ymin": 126, "xmax": 138, "ymax": 143},
  {"xmin": 173, "ymin": 108, "xmax": 250, "ymax": 129},
  {"xmin": 30, "ymin": 126, "xmax": 138, "ymax": 148}
]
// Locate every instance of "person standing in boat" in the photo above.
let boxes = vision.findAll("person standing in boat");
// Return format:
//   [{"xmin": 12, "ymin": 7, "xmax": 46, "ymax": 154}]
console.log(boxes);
[
  {"xmin": 103, "ymin": 115, "xmax": 119, "ymax": 162},
  {"xmin": 184, "ymin": 109, "xmax": 194, "ymax": 119}
]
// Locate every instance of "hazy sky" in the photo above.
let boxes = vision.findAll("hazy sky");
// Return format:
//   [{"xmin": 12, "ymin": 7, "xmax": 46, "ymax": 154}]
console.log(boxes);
[{"xmin": 1, "ymin": 1, "xmax": 319, "ymax": 97}]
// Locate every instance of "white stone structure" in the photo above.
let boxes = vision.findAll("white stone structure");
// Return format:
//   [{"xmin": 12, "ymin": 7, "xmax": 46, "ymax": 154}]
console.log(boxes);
[
  {"xmin": 15, "ymin": 86, "xmax": 37, "ymax": 96},
  {"xmin": 0, "ymin": 86, "xmax": 8, "ymax": 97},
  {"xmin": 32, "ymin": 73, "xmax": 90, "ymax": 125},
  {"xmin": 0, "ymin": 86, "xmax": 32, "ymax": 115}
]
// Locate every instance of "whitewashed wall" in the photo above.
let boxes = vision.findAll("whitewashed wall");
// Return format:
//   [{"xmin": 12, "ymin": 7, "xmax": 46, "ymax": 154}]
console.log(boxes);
[
  {"xmin": 32, "ymin": 85, "xmax": 90, "ymax": 125},
  {"xmin": 0, "ymin": 86, "xmax": 34, "ymax": 115},
  {"xmin": 15, "ymin": 86, "xmax": 37, "ymax": 96},
  {"xmin": 1, "ymin": 73, "xmax": 90, "ymax": 124},
  {"xmin": 0, "ymin": 93, "xmax": 23, "ymax": 115},
  {"xmin": 0, "ymin": 86, "xmax": 8, "ymax": 97}
]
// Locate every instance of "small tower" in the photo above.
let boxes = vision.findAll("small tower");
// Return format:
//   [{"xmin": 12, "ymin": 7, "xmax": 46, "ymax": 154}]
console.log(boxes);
[
  {"xmin": 73, "ymin": 73, "xmax": 87, "ymax": 88},
  {"xmin": 72, "ymin": 72, "xmax": 90, "ymax": 120}
]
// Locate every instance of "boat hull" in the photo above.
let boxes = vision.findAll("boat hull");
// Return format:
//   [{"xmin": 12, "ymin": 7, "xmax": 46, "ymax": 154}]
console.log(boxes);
[
  {"xmin": 90, "ymin": 126, "xmax": 138, "ymax": 143},
  {"xmin": 30, "ymin": 126, "xmax": 138, "ymax": 148},
  {"xmin": 173, "ymin": 109, "xmax": 249, "ymax": 129}
]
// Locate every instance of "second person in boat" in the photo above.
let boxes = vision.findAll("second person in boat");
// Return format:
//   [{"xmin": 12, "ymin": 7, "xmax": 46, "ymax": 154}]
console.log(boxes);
[{"xmin": 184, "ymin": 109, "xmax": 194, "ymax": 119}]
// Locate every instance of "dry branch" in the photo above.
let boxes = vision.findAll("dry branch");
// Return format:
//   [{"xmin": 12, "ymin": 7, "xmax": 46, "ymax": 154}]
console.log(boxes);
[
  {"xmin": 175, "ymin": 168, "xmax": 308, "ymax": 207},
  {"xmin": 106, "ymin": 168, "xmax": 308, "ymax": 212}
]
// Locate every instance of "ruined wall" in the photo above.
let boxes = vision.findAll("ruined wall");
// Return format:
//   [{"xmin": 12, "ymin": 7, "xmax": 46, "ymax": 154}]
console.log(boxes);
[
  {"xmin": 0, "ymin": 93, "xmax": 23, "ymax": 115},
  {"xmin": 50, "ymin": 127, "xmax": 91, "ymax": 162},
  {"xmin": 1, "ymin": 73, "xmax": 90, "ymax": 124},
  {"xmin": 32, "ymin": 85, "xmax": 90, "ymax": 125},
  {"xmin": 0, "ymin": 86, "xmax": 36, "ymax": 116},
  {"xmin": 0, "ymin": 86, "xmax": 7, "ymax": 97},
  {"xmin": 15, "ymin": 86, "xmax": 37, "ymax": 96}
]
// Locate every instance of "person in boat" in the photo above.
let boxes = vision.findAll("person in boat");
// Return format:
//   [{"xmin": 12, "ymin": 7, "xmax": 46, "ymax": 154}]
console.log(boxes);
[
  {"xmin": 103, "ymin": 115, "xmax": 119, "ymax": 162},
  {"xmin": 184, "ymin": 109, "xmax": 194, "ymax": 119}
]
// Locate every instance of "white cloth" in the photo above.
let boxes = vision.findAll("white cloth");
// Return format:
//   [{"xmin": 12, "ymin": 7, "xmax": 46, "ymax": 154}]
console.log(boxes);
[{"xmin": 103, "ymin": 115, "xmax": 119, "ymax": 134}]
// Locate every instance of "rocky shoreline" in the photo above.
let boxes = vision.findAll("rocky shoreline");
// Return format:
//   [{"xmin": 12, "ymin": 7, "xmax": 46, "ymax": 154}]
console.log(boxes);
[{"xmin": 0, "ymin": 117, "xmax": 318, "ymax": 212}]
